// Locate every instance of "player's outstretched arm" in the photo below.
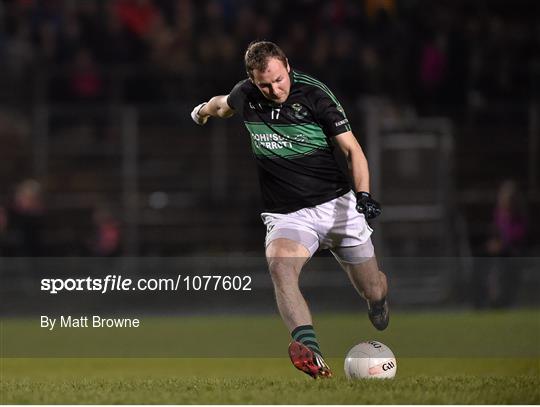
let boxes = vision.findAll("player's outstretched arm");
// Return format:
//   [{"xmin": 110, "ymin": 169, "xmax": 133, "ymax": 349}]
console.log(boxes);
[{"xmin": 191, "ymin": 95, "xmax": 234, "ymax": 125}]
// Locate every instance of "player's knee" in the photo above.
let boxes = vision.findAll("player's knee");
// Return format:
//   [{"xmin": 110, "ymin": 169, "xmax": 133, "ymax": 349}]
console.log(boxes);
[{"xmin": 267, "ymin": 259, "xmax": 299, "ymax": 284}]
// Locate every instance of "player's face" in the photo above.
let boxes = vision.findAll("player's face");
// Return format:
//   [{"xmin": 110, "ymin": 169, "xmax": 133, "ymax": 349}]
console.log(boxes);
[{"xmin": 252, "ymin": 57, "xmax": 291, "ymax": 104}]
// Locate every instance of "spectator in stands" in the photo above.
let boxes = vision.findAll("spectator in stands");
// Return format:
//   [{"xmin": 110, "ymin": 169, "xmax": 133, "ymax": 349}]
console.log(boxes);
[
  {"xmin": 0, "ymin": 205, "xmax": 7, "ymax": 255},
  {"xmin": 473, "ymin": 180, "xmax": 528, "ymax": 308},
  {"xmin": 87, "ymin": 204, "xmax": 122, "ymax": 256},
  {"xmin": 0, "ymin": 206, "xmax": 6, "ymax": 232},
  {"xmin": 488, "ymin": 180, "xmax": 528, "ymax": 257},
  {"xmin": 3, "ymin": 20, "xmax": 34, "ymax": 79},
  {"xmin": 98, "ymin": 2, "xmax": 143, "ymax": 65},
  {"xmin": 67, "ymin": 47, "xmax": 104, "ymax": 102},
  {"xmin": 364, "ymin": 0, "xmax": 397, "ymax": 21},
  {"xmin": 114, "ymin": 0, "xmax": 159, "ymax": 38},
  {"xmin": 4, "ymin": 179, "xmax": 46, "ymax": 256},
  {"xmin": 418, "ymin": 31, "xmax": 448, "ymax": 112}
]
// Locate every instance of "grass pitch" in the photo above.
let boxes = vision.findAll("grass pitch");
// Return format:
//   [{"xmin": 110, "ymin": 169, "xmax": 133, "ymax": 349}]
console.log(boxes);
[{"xmin": 1, "ymin": 310, "xmax": 539, "ymax": 404}]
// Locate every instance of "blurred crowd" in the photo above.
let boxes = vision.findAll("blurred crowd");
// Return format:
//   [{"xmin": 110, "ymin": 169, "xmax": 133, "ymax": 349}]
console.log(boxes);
[
  {"xmin": 1, "ymin": 0, "xmax": 539, "ymax": 110},
  {"xmin": 0, "ymin": 178, "xmax": 122, "ymax": 256}
]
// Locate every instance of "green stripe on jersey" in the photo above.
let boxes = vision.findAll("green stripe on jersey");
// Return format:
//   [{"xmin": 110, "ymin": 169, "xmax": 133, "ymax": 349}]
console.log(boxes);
[
  {"xmin": 293, "ymin": 72, "xmax": 351, "ymax": 131},
  {"xmin": 293, "ymin": 72, "xmax": 343, "ymax": 110},
  {"xmin": 245, "ymin": 122, "xmax": 329, "ymax": 158}
]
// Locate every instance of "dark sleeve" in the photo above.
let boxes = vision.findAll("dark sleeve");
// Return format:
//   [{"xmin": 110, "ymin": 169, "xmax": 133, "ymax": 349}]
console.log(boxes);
[
  {"xmin": 310, "ymin": 86, "xmax": 352, "ymax": 137},
  {"xmin": 226, "ymin": 80, "xmax": 248, "ymax": 111}
]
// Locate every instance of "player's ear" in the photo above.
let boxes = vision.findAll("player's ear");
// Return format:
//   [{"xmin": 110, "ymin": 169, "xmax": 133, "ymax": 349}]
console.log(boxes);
[{"xmin": 286, "ymin": 59, "xmax": 290, "ymax": 72}]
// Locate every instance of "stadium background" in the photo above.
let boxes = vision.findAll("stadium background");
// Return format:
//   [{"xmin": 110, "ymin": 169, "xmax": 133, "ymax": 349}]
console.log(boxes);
[
  {"xmin": 0, "ymin": 0, "xmax": 539, "ymax": 404},
  {"xmin": 1, "ymin": 0, "xmax": 538, "ymax": 309}
]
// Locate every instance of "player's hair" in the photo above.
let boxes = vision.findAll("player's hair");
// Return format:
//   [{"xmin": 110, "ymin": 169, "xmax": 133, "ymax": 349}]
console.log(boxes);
[{"xmin": 244, "ymin": 41, "xmax": 287, "ymax": 79}]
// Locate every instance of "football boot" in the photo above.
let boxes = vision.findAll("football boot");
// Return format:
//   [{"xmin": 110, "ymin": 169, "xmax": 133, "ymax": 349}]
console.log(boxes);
[{"xmin": 288, "ymin": 341, "xmax": 332, "ymax": 379}]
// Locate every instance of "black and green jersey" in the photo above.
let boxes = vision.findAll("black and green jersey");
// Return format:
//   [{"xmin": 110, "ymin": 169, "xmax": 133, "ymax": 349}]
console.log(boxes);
[{"xmin": 227, "ymin": 70, "xmax": 352, "ymax": 213}]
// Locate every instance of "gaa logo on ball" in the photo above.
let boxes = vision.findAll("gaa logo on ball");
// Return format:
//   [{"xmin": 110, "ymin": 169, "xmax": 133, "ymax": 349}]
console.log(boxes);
[{"xmin": 344, "ymin": 341, "xmax": 397, "ymax": 379}]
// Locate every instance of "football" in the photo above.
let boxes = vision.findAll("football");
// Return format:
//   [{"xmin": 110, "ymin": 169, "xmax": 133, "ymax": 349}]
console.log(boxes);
[{"xmin": 344, "ymin": 340, "xmax": 397, "ymax": 379}]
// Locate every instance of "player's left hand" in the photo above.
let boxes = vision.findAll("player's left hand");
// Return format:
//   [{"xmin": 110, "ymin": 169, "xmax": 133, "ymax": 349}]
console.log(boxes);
[
  {"xmin": 191, "ymin": 102, "xmax": 209, "ymax": 125},
  {"xmin": 355, "ymin": 191, "xmax": 382, "ymax": 219}
]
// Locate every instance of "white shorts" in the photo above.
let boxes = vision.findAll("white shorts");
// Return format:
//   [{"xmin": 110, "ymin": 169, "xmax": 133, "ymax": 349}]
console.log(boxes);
[{"xmin": 261, "ymin": 191, "xmax": 374, "ymax": 261}]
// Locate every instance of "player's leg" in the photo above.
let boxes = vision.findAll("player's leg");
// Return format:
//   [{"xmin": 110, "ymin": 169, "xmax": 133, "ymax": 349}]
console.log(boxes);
[
  {"xmin": 265, "ymin": 237, "xmax": 311, "ymax": 330},
  {"xmin": 337, "ymin": 253, "xmax": 387, "ymax": 303},
  {"xmin": 326, "ymin": 193, "xmax": 389, "ymax": 330},
  {"xmin": 331, "ymin": 241, "xmax": 389, "ymax": 330},
  {"xmin": 266, "ymin": 236, "xmax": 332, "ymax": 378}
]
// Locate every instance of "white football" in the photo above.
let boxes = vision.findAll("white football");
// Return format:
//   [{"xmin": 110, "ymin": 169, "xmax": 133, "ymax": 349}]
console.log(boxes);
[{"xmin": 344, "ymin": 340, "xmax": 397, "ymax": 379}]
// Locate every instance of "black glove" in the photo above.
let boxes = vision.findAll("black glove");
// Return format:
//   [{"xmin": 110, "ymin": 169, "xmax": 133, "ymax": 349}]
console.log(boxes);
[{"xmin": 355, "ymin": 191, "xmax": 382, "ymax": 219}]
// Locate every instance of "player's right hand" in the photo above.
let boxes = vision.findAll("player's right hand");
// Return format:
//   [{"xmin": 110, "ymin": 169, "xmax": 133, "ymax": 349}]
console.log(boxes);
[{"xmin": 191, "ymin": 102, "xmax": 209, "ymax": 125}]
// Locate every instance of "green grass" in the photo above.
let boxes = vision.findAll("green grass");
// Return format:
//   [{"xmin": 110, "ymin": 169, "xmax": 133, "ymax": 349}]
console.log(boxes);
[
  {"xmin": 2, "ymin": 357, "xmax": 540, "ymax": 404},
  {"xmin": 2, "ymin": 375, "xmax": 538, "ymax": 404},
  {"xmin": 1, "ymin": 358, "xmax": 539, "ymax": 404},
  {"xmin": 1, "ymin": 310, "xmax": 539, "ymax": 404}
]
